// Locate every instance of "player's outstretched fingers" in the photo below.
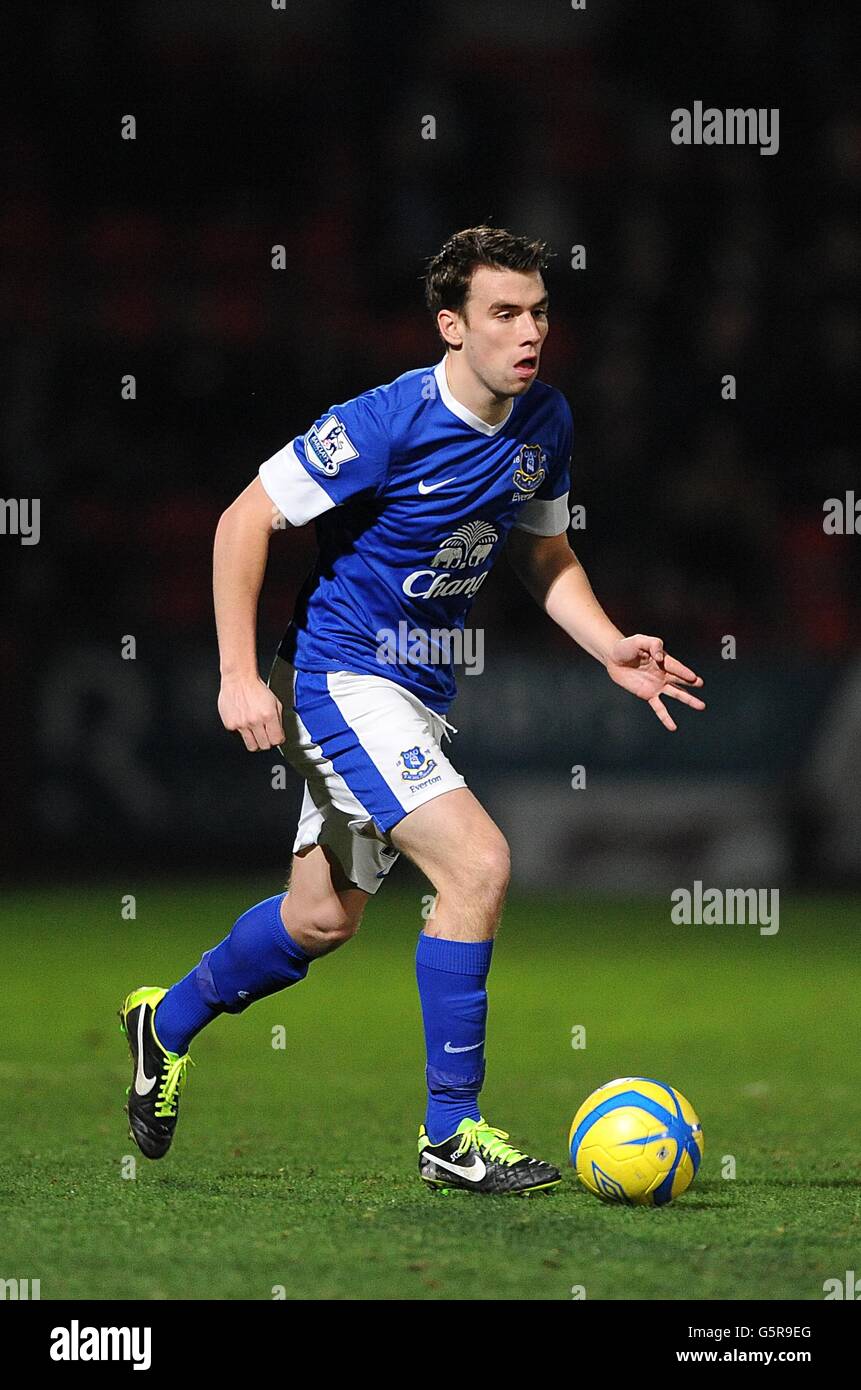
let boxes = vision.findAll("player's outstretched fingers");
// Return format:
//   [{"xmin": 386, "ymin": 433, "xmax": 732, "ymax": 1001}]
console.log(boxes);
[
  {"xmin": 663, "ymin": 653, "xmax": 704, "ymax": 686},
  {"xmin": 663, "ymin": 684, "xmax": 706, "ymax": 711},
  {"xmin": 649, "ymin": 694, "xmax": 677, "ymax": 732},
  {"xmin": 239, "ymin": 725, "xmax": 262, "ymax": 752}
]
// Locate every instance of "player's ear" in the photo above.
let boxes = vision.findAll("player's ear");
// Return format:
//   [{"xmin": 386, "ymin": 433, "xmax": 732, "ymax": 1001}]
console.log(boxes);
[{"xmin": 436, "ymin": 308, "xmax": 462, "ymax": 348}]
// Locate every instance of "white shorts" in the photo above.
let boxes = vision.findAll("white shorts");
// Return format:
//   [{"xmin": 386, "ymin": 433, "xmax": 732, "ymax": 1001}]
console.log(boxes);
[{"xmin": 267, "ymin": 656, "xmax": 466, "ymax": 894}]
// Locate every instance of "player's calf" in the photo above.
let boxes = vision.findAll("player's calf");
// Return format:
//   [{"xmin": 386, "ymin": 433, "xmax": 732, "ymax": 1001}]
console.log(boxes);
[{"xmin": 392, "ymin": 791, "xmax": 514, "ymax": 1142}]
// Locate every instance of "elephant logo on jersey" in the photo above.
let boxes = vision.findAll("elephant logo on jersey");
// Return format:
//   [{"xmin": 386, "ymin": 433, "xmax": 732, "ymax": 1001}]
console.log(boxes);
[
  {"xmin": 398, "ymin": 745, "xmax": 438, "ymax": 782},
  {"xmin": 304, "ymin": 414, "xmax": 359, "ymax": 476},
  {"xmin": 511, "ymin": 443, "xmax": 547, "ymax": 494},
  {"xmin": 431, "ymin": 520, "xmax": 499, "ymax": 570}
]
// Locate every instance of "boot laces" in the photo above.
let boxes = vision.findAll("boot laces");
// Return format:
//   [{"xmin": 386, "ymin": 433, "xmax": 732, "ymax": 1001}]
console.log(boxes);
[
  {"xmin": 455, "ymin": 1120, "xmax": 525, "ymax": 1167},
  {"xmin": 155, "ymin": 1053, "xmax": 194, "ymax": 1119}
]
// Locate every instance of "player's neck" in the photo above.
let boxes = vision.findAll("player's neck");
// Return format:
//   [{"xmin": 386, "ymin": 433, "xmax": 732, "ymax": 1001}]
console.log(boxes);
[{"xmin": 443, "ymin": 353, "xmax": 512, "ymax": 428}]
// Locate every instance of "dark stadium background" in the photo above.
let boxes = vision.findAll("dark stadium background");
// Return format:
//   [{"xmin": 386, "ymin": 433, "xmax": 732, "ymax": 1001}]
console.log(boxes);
[{"xmin": 2, "ymin": 0, "xmax": 858, "ymax": 888}]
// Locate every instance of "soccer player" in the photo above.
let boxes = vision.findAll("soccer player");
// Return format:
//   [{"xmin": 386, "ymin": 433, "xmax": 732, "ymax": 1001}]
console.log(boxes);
[{"xmin": 120, "ymin": 226, "xmax": 705, "ymax": 1195}]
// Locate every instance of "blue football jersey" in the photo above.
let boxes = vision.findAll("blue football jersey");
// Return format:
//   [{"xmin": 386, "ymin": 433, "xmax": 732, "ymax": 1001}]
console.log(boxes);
[{"xmin": 259, "ymin": 357, "xmax": 573, "ymax": 713}]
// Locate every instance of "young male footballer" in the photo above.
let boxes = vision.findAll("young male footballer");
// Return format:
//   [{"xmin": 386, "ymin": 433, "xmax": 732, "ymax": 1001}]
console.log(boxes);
[{"xmin": 120, "ymin": 226, "xmax": 705, "ymax": 1195}]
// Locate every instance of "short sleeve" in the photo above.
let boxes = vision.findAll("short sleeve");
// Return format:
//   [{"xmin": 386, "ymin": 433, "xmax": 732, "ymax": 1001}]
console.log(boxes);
[
  {"xmin": 513, "ymin": 397, "xmax": 573, "ymax": 537},
  {"xmin": 259, "ymin": 393, "xmax": 390, "ymax": 526}
]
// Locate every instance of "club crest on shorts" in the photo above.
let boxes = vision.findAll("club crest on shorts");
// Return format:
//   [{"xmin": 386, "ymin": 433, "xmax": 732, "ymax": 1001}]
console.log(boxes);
[
  {"xmin": 511, "ymin": 443, "xmax": 547, "ymax": 494},
  {"xmin": 398, "ymin": 745, "xmax": 437, "ymax": 782}
]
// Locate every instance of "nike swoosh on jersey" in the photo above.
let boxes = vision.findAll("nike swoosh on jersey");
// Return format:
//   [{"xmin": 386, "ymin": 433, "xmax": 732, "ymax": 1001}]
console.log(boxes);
[
  {"xmin": 134, "ymin": 1008, "xmax": 157, "ymax": 1096},
  {"xmin": 426, "ymin": 1152, "xmax": 487, "ymax": 1182},
  {"xmin": 444, "ymin": 1040, "xmax": 484, "ymax": 1053},
  {"xmin": 418, "ymin": 477, "xmax": 457, "ymax": 494}
]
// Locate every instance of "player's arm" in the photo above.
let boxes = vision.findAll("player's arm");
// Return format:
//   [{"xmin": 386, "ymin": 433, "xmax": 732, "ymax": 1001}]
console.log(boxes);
[
  {"xmin": 217, "ymin": 393, "xmax": 390, "ymax": 751},
  {"xmin": 507, "ymin": 529, "xmax": 621, "ymax": 662},
  {"xmin": 507, "ymin": 529, "xmax": 705, "ymax": 731},
  {"xmin": 214, "ymin": 476, "xmax": 286, "ymax": 752}
]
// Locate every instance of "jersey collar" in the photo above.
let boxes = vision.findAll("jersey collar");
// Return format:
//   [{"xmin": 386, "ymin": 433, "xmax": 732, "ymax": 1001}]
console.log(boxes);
[{"xmin": 434, "ymin": 357, "xmax": 514, "ymax": 437}]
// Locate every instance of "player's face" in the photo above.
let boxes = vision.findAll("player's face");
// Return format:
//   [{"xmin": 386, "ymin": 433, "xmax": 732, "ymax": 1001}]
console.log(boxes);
[{"xmin": 458, "ymin": 267, "xmax": 549, "ymax": 398}]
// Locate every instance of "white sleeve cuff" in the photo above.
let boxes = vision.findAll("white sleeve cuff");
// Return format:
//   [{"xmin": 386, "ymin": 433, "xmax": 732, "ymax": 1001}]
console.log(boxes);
[
  {"xmin": 512, "ymin": 492, "xmax": 570, "ymax": 536},
  {"xmin": 259, "ymin": 441, "xmax": 336, "ymax": 527}
]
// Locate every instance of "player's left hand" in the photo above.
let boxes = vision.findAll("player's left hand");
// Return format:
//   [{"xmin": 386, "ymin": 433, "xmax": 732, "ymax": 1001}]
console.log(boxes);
[{"xmin": 605, "ymin": 634, "xmax": 705, "ymax": 732}]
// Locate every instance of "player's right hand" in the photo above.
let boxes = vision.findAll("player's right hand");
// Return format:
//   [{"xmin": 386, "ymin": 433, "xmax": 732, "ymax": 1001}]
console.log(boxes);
[{"xmin": 217, "ymin": 676, "xmax": 285, "ymax": 752}]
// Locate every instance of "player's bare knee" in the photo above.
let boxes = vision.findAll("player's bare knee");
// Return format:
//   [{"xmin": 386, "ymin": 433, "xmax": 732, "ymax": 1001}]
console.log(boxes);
[
  {"xmin": 439, "ymin": 831, "xmax": 510, "ymax": 908},
  {"xmin": 471, "ymin": 831, "xmax": 510, "ymax": 898},
  {"xmin": 304, "ymin": 898, "xmax": 363, "ymax": 947},
  {"xmin": 282, "ymin": 890, "xmax": 364, "ymax": 950}
]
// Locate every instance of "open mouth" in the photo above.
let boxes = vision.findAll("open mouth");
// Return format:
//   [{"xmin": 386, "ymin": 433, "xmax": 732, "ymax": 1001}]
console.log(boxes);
[{"xmin": 514, "ymin": 356, "xmax": 538, "ymax": 377}]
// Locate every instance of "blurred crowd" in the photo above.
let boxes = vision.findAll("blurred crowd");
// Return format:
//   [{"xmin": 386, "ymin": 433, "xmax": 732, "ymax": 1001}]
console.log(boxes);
[{"xmin": 2, "ymin": 0, "xmax": 858, "ymax": 678}]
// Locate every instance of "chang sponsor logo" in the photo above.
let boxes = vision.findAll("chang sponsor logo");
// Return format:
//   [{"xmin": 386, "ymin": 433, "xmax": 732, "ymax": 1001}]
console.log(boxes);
[
  {"xmin": 431, "ymin": 520, "xmax": 499, "ymax": 569},
  {"xmin": 402, "ymin": 519, "xmax": 498, "ymax": 599},
  {"xmin": 402, "ymin": 569, "xmax": 489, "ymax": 599}
]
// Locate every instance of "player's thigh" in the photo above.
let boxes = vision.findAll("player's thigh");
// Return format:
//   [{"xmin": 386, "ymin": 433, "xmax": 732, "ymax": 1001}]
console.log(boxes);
[
  {"xmin": 282, "ymin": 843, "xmax": 369, "ymax": 940},
  {"xmin": 389, "ymin": 787, "xmax": 510, "ymax": 898}
]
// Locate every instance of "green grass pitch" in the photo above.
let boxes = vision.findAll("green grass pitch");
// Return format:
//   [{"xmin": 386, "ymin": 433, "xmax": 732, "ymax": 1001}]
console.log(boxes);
[{"xmin": 1, "ymin": 883, "xmax": 859, "ymax": 1301}]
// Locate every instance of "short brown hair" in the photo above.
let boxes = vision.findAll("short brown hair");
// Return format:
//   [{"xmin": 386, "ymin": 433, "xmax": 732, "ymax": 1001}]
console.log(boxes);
[{"xmin": 424, "ymin": 225, "xmax": 551, "ymax": 322}]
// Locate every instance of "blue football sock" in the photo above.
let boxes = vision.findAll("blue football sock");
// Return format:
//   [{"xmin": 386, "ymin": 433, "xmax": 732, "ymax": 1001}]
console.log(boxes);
[
  {"xmin": 415, "ymin": 933, "xmax": 493, "ymax": 1144},
  {"xmin": 155, "ymin": 893, "xmax": 310, "ymax": 1055}
]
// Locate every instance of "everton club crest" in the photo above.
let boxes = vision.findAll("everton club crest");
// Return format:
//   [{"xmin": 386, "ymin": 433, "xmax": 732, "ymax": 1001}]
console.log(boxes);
[
  {"xmin": 511, "ymin": 443, "xmax": 547, "ymax": 494},
  {"xmin": 398, "ymin": 745, "xmax": 437, "ymax": 782}
]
